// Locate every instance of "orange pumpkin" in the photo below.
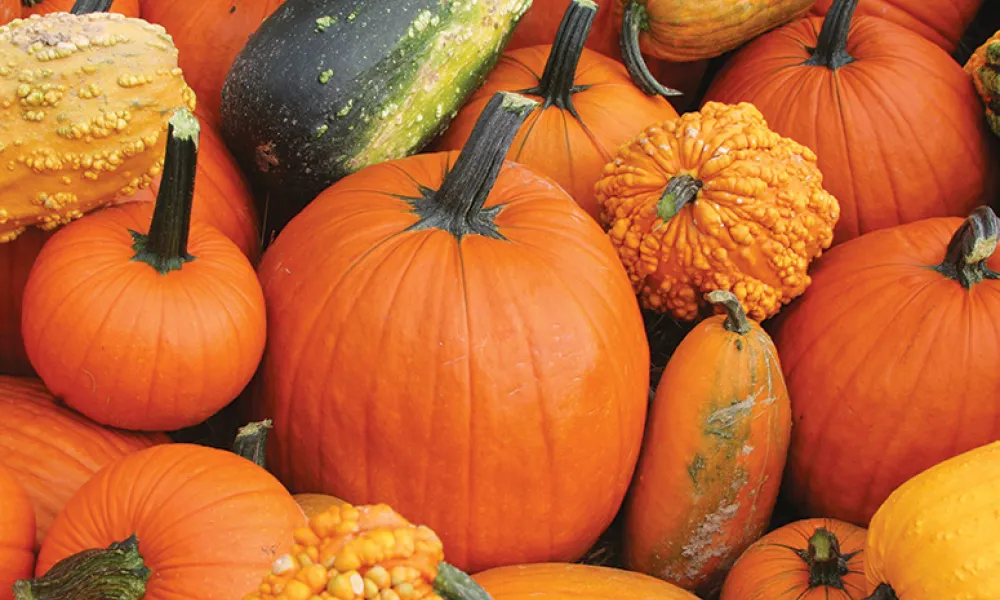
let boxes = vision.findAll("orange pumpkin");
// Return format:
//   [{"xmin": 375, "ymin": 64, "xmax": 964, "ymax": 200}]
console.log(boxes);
[
  {"xmin": 720, "ymin": 519, "xmax": 868, "ymax": 599},
  {"xmin": 703, "ymin": 0, "xmax": 999, "ymax": 245},
  {"xmin": 21, "ymin": 443, "xmax": 306, "ymax": 600},
  {"xmin": 624, "ymin": 290, "xmax": 791, "ymax": 596},
  {"xmin": 436, "ymin": 0, "xmax": 677, "ymax": 222},
  {"xmin": 473, "ymin": 563, "xmax": 700, "ymax": 600},
  {"xmin": 20, "ymin": 109, "xmax": 266, "ymax": 431},
  {"xmin": 21, "ymin": 0, "xmax": 139, "ymax": 17},
  {"xmin": 0, "ymin": 376, "xmax": 168, "ymax": 549},
  {"xmin": 0, "ymin": 229, "xmax": 48, "ymax": 376},
  {"xmin": 255, "ymin": 92, "xmax": 650, "ymax": 572},
  {"xmin": 0, "ymin": 464, "xmax": 34, "ymax": 600},
  {"xmin": 0, "ymin": 0, "xmax": 17, "ymax": 23},
  {"xmin": 773, "ymin": 206, "xmax": 1000, "ymax": 526}
]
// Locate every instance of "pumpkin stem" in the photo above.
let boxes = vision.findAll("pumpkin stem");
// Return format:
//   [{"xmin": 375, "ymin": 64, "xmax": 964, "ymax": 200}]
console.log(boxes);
[
  {"xmin": 795, "ymin": 527, "xmax": 858, "ymax": 588},
  {"xmin": 232, "ymin": 419, "xmax": 273, "ymax": 469},
  {"xmin": 70, "ymin": 0, "xmax": 114, "ymax": 13},
  {"xmin": 409, "ymin": 92, "xmax": 537, "ymax": 240},
  {"xmin": 806, "ymin": 0, "xmax": 858, "ymax": 70},
  {"xmin": 706, "ymin": 290, "xmax": 751, "ymax": 334},
  {"xmin": 864, "ymin": 584, "xmax": 899, "ymax": 600},
  {"xmin": 619, "ymin": 1, "xmax": 683, "ymax": 98},
  {"xmin": 934, "ymin": 205, "xmax": 1000, "ymax": 288},
  {"xmin": 434, "ymin": 562, "xmax": 494, "ymax": 600},
  {"xmin": 655, "ymin": 174, "xmax": 702, "ymax": 222},
  {"xmin": 12, "ymin": 534, "xmax": 150, "ymax": 600},
  {"xmin": 522, "ymin": 0, "xmax": 596, "ymax": 117},
  {"xmin": 129, "ymin": 108, "xmax": 200, "ymax": 275}
]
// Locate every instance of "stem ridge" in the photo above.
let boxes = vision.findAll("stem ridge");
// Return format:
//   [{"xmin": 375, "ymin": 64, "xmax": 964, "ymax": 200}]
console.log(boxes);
[
  {"xmin": 619, "ymin": 1, "xmax": 683, "ymax": 98},
  {"xmin": 13, "ymin": 534, "xmax": 150, "ymax": 600},
  {"xmin": 521, "ymin": 0, "xmax": 597, "ymax": 117},
  {"xmin": 805, "ymin": 0, "xmax": 858, "ymax": 69},
  {"xmin": 71, "ymin": 0, "xmax": 114, "ymax": 13},
  {"xmin": 935, "ymin": 205, "xmax": 1000, "ymax": 288}
]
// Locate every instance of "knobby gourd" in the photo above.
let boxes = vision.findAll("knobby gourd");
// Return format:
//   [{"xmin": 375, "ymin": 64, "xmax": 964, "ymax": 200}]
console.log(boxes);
[{"xmin": 965, "ymin": 29, "xmax": 1000, "ymax": 139}]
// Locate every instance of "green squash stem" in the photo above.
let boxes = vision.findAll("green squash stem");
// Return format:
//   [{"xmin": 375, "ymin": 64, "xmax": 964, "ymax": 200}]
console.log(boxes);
[
  {"xmin": 434, "ymin": 562, "xmax": 494, "ymax": 600},
  {"xmin": 706, "ymin": 290, "xmax": 751, "ymax": 335},
  {"xmin": 934, "ymin": 205, "xmax": 1000, "ymax": 288},
  {"xmin": 232, "ymin": 419, "xmax": 273, "ymax": 469},
  {"xmin": 655, "ymin": 173, "xmax": 702, "ymax": 222},
  {"xmin": 790, "ymin": 527, "xmax": 860, "ymax": 588},
  {"xmin": 70, "ymin": 0, "xmax": 114, "ymax": 13},
  {"xmin": 805, "ymin": 0, "xmax": 858, "ymax": 69},
  {"xmin": 12, "ymin": 535, "xmax": 150, "ymax": 600},
  {"xmin": 619, "ymin": 1, "xmax": 682, "ymax": 98},
  {"xmin": 522, "ymin": 0, "xmax": 596, "ymax": 116}
]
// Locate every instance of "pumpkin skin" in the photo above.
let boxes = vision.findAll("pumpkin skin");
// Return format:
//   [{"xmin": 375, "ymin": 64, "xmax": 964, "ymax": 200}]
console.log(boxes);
[
  {"xmin": 772, "ymin": 207, "xmax": 1000, "ymax": 526},
  {"xmin": 0, "ymin": 0, "xmax": 17, "ymax": 24},
  {"xmin": 624, "ymin": 291, "xmax": 792, "ymax": 596},
  {"xmin": 20, "ymin": 110, "xmax": 267, "ymax": 431},
  {"xmin": 720, "ymin": 519, "xmax": 869, "ymax": 600},
  {"xmin": 436, "ymin": 0, "xmax": 678, "ymax": 222},
  {"xmin": 140, "ymin": 0, "xmax": 286, "ymax": 126},
  {"xmin": 810, "ymin": 0, "xmax": 983, "ymax": 54},
  {"xmin": 0, "ymin": 464, "xmax": 34, "ymax": 600},
  {"xmin": 0, "ymin": 376, "xmax": 168, "ymax": 549},
  {"xmin": 0, "ymin": 11, "xmax": 196, "ymax": 243},
  {"xmin": 703, "ymin": 2, "xmax": 999, "ymax": 245},
  {"xmin": 473, "ymin": 563, "xmax": 700, "ymax": 600},
  {"xmin": 595, "ymin": 101, "xmax": 840, "ymax": 322},
  {"xmin": 0, "ymin": 229, "xmax": 48, "ymax": 376},
  {"xmin": 32, "ymin": 443, "xmax": 307, "ymax": 599},
  {"xmin": 21, "ymin": 0, "xmax": 140, "ymax": 17},
  {"xmin": 864, "ymin": 441, "xmax": 1000, "ymax": 599},
  {"xmin": 255, "ymin": 93, "xmax": 650, "ymax": 573}
]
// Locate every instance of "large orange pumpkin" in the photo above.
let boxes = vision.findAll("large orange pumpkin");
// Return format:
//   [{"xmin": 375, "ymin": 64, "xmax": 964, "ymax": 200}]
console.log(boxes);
[
  {"xmin": 0, "ymin": 376, "xmax": 168, "ymax": 549},
  {"xmin": 473, "ymin": 563, "xmax": 700, "ymax": 600},
  {"xmin": 21, "ymin": 0, "xmax": 139, "ymax": 17},
  {"xmin": 703, "ymin": 0, "xmax": 999, "ymax": 245},
  {"xmin": 0, "ymin": 0, "xmax": 17, "ymax": 23},
  {"xmin": 436, "ymin": 0, "xmax": 678, "ymax": 222},
  {"xmin": 773, "ymin": 206, "xmax": 1000, "ymax": 526},
  {"xmin": 0, "ymin": 464, "xmax": 34, "ymax": 600},
  {"xmin": 255, "ymin": 92, "xmax": 650, "ymax": 573},
  {"xmin": 0, "ymin": 229, "xmax": 48, "ymax": 376},
  {"xmin": 23, "ymin": 443, "xmax": 306, "ymax": 600},
  {"xmin": 810, "ymin": 0, "xmax": 983, "ymax": 54}
]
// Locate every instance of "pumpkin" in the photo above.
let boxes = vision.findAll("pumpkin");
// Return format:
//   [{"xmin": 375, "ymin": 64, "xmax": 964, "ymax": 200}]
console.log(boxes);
[
  {"xmin": 703, "ymin": 0, "xmax": 999, "ymax": 246},
  {"xmin": 0, "ymin": 0, "xmax": 17, "ymax": 23},
  {"xmin": 772, "ymin": 206, "xmax": 1000, "ymax": 526},
  {"xmin": 964, "ymin": 29, "xmax": 1000, "ymax": 139},
  {"xmin": 720, "ymin": 519, "xmax": 868, "ymax": 600},
  {"xmin": 624, "ymin": 290, "xmax": 791, "ymax": 596},
  {"xmin": 255, "ymin": 92, "xmax": 650, "ymax": 573},
  {"xmin": 472, "ymin": 563, "xmax": 700, "ymax": 600},
  {"xmin": 0, "ymin": 229, "xmax": 48, "ymax": 376},
  {"xmin": 22, "ymin": 0, "xmax": 139, "ymax": 17},
  {"xmin": 20, "ymin": 109, "xmax": 266, "ymax": 432},
  {"xmin": 595, "ymin": 101, "xmax": 840, "ymax": 322},
  {"xmin": 0, "ymin": 376, "xmax": 168, "ymax": 549},
  {"xmin": 810, "ymin": 0, "xmax": 983, "ymax": 54},
  {"xmin": 139, "ymin": 0, "xmax": 285, "ymax": 127},
  {"xmin": 0, "ymin": 464, "xmax": 34, "ymax": 600},
  {"xmin": 617, "ymin": 0, "xmax": 811, "ymax": 96},
  {"xmin": 17, "ymin": 443, "xmax": 306, "ymax": 600},
  {"xmin": 0, "ymin": 10, "xmax": 195, "ymax": 243},
  {"xmin": 863, "ymin": 441, "xmax": 1000, "ymax": 599},
  {"xmin": 435, "ymin": 0, "xmax": 678, "ymax": 222}
]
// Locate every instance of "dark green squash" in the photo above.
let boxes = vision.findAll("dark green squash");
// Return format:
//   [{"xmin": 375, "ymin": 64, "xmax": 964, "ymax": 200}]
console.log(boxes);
[{"xmin": 220, "ymin": 0, "xmax": 531, "ymax": 237}]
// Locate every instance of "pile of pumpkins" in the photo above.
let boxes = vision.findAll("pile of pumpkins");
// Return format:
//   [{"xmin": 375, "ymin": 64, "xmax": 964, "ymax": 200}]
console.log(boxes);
[{"xmin": 1, "ymin": 0, "xmax": 1000, "ymax": 598}]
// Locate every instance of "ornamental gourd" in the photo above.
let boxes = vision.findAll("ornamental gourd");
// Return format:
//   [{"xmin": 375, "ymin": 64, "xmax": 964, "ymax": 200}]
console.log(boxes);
[
  {"xmin": 720, "ymin": 519, "xmax": 868, "ymax": 600},
  {"xmin": 773, "ymin": 206, "xmax": 1000, "ymax": 526},
  {"xmin": 254, "ymin": 92, "xmax": 650, "ymax": 572},
  {"xmin": 0, "ymin": 376, "xmax": 168, "ymax": 549},
  {"xmin": 436, "ymin": 0, "xmax": 678, "ymax": 222},
  {"xmin": 17, "ymin": 443, "xmax": 307, "ymax": 600},
  {"xmin": 704, "ymin": 0, "xmax": 999, "ymax": 245},
  {"xmin": 0, "ymin": 464, "xmax": 34, "ymax": 600},
  {"xmin": 0, "ymin": 229, "xmax": 47, "ymax": 375},
  {"xmin": 22, "ymin": 0, "xmax": 139, "ymax": 17},
  {"xmin": 20, "ymin": 109, "xmax": 267, "ymax": 431},
  {"xmin": 965, "ymin": 29, "xmax": 1000, "ymax": 139},
  {"xmin": 595, "ymin": 101, "xmax": 840, "ymax": 322},
  {"xmin": 863, "ymin": 441, "xmax": 1000, "ymax": 599},
  {"xmin": 624, "ymin": 291, "xmax": 791, "ymax": 596},
  {"xmin": 473, "ymin": 563, "xmax": 700, "ymax": 600},
  {"xmin": 0, "ymin": 10, "xmax": 195, "ymax": 242}
]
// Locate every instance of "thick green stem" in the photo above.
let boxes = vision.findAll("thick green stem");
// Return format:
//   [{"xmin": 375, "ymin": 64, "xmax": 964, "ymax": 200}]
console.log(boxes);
[
  {"xmin": 409, "ymin": 92, "xmax": 537, "ymax": 240},
  {"xmin": 706, "ymin": 290, "xmax": 751, "ymax": 335},
  {"xmin": 522, "ymin": 0, "xmax": 596, "ymax": 116},
  {"xmin": 805, "ymin": 0, "xmax": 858, "ymax": 70},
  {"xmin": 434, "ymin": 562, "xmax": 494, "ymax": 600},
  {"xmin": 233, "ymin": 419, "xmax": 273, "ymax": 469},
  {"xmin": 12, "ymin": 535, "xmax": 150, "ymax": 600},
  {"xmin": 800, "ymin": 527, "xmax": 858, "ymax": 588},
  {"xmin": 656, "ymin": 174, "xmax": 702, "ymax": 221},
  {"xmin": 130, "ymin": 108, "xmax": 201, "ymax": 275},
  {"xmin": 70, "ymin": 0, "xmax": 114, "ymax": 13},
  {"xmin": 619, "ymin": 1, "xmax": 682, "ymax": 98},
  {"xmin": 934, "ymin": 205, "xmax": 1000, "ymax": 287},
  {"xmin": 864, "ymin": 584, "xmax": 899, "ymax": 600}
]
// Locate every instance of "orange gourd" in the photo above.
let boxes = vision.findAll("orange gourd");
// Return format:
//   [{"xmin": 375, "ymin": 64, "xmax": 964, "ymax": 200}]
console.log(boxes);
[
  {"xmin": 624, "ymin": 290, "xmax": 791, "ymax": 596},
  {"xmin": 773, "ymin": 206, "xmax": 1000, "ymax": 526},
  {"xmin": 595, "ymin": 101, "xmax": 840, "ymax": 322},
  {"xmin": 436, "ymin": 0, "xmax": 677, "ymax": 222},
  {"xmin": 0, "ymin": 229, "xmax": 48, "ymax": 376},
  {"xmin": 0, "ymin": 464, "xmax": 34, "ymax": 600},
  {"xmin": 704, "ymin": 0, "xmax": 999, "ymax": 245},
  {"xmin": 21, "ymin": 0, "xmax": 139, "ymax": 17},
  {"xmin": 21, "ymin": 109, "xmax": 266, "ymax": 431},
  {"xmin": 0, "ymin": 376, "xmax": 168, "ymax": 549},
  {"xmin": 473, "ymin": 563, "xmax": 700, "ymax": 600},
  {"xmin": 20, "ymin": 443, "xmax": 306, "ymax": 600},
  {"xmin": 255, "ymin": 92, "xmax": 650, "ymax": 573},
  {"xmin": 720, "ymin": 519, "xmax": 868, "ymax": 600}
]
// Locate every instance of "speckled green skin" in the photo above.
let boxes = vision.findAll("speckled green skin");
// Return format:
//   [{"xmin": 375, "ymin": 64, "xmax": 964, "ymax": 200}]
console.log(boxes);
[{"xmin": 220, "ymin": 0, "xmax": 531, "ymax": 234}]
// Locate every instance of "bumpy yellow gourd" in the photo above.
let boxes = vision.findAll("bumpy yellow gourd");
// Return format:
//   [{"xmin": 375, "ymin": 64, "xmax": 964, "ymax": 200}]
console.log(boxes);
[
  {"xmin": 595, "ymin": 102, "xmax": 840, "ymax": 322},
  {"xmin": 864, "ymin": 441, "xmax": 1000, "ymax": 599},
  {"xmin": 0, "ymin": 12, "xmax": 195, "ymax": 242}
]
